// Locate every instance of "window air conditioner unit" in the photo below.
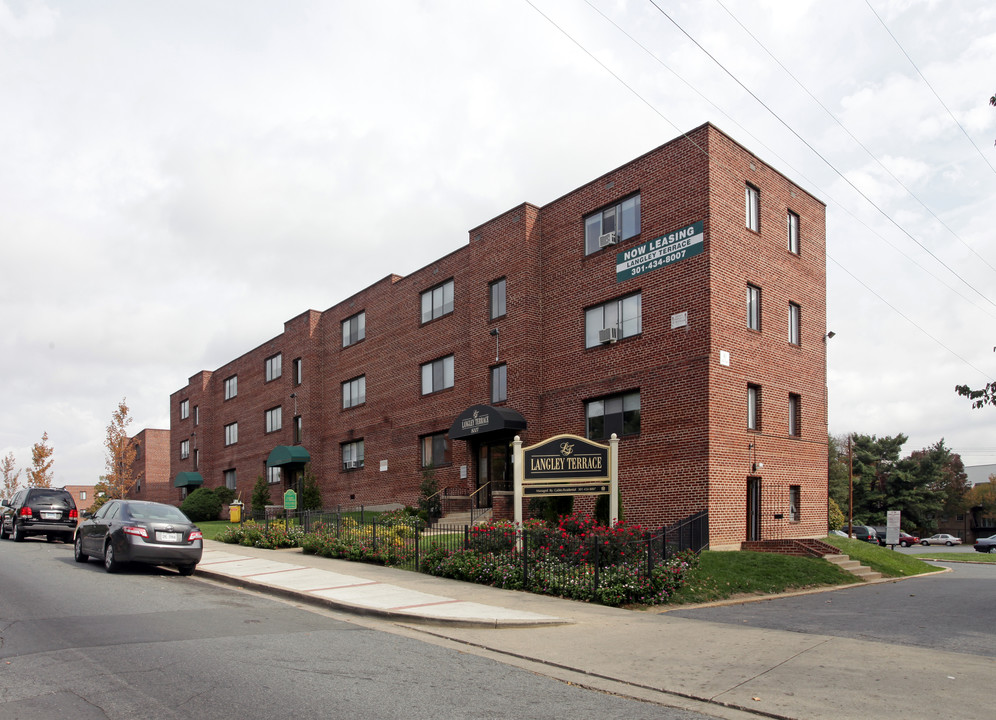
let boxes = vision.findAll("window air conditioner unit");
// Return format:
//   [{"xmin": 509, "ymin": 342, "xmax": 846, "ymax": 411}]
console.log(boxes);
[
  {"xmin": 345, "ymin": 460, "xmax": 357, "ymax": 470},
  {"xmin": 598, "ymin": 231, "xmax": 617, "ymax": 248},
  {"xmin": 598, "ymin": 327, "xmax": 619, "ymax": 344}
]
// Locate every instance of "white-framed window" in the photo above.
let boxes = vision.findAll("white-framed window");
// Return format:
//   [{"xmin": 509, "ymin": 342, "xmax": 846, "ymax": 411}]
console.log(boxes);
[
  {"xmin": 265, "ymin": 406, "xmax": 282, "ymax": 433},
  {"xmin": 787, "ymin": 211, "xmax": 800, "ymax": 254},
  {"xmin": 265, "ymin": 353, "xmax": 282, "ymax": 382},
  {"xmin": 342, "ymin": 375, "xmax": 366, "ymax": 409},
  {"xmin": 584, "ymin": 193, "xmax": 641, "ymax": 255},
  {"xmin": 180, "ymin": 439, "xmax": 189, "ymax": 459},
  {"xmin": 342, "ymin": 311, "xmax": 366, "ymax": 347},
  {"xmin": 789, "ymin": 302, "xmax": 801, "ymax": 345},
  {"xmin": 789, "ymin": 485, "xmax": 801, "ymax": 521},
  {"xmin": 225, "ymin": 422, "xmax": 238, "ymax": 446},
  {"xmin": 748, "ymin": 384, "xmax": 760, "ymax": 431},
  {"xmin": 342, "ymin": 440, "xmax": 364, "ymax": 471},
  {"xmin": 421, "ymin": 355, "xmax": 454, "ymax": 395},
  {"xmin": 745, "ymin": 184, "xmax": 760, "ymax": 232},
  {"xmin": 224, "ymin": 375, "xmax": 238, "ymax": 400},
  {"xmin": 294, "ymin": 415, "xmax": 302, "ymax": 444},
  {"xmin": 267, "ymin": 465, "xmax": 280, "ymax": 484},
  {"xmin": 490, "ymin": 278, "xmax": 506, "ymax": 320},
  {"xmin": 225, "ymin": 469, "xmax": 237, "ymax": 491},
  {"xmin": 81, "ymin": 490, "xmax": 87, "ymax": 500},
  {"xmin": 789, "ymin": 394, "xmax": 801, "ymax": 437},
  {"xmin": 193, "ymin": 405, "xmax": 199, "ymax": 426},
  {"xmin": 586, "ymin": 391, "xmax": 641, "ymax": 440},
  {"xmin": 421, "ymin": 280, "xmax": 454, "ymax": 324},
  {"xmin": 293, "ymin": 357, "xmax": 302, "ymax": 385},
  {"xmin": 179, "ymin": 399, "xmax": 189, "ymax": 420},
  {"xmin": 193, "ymin": 449, "xmax": 199, "ymax": 470},
  {"xmin": 421, "ymin": 431, "xmax": 451, "ymax": 467},
  {"xmin": 585, "ymin": 292, "xmax": 642, "ymax": 348},
  {"xmin": 747, "ymin": 284, "xmax": 761, "ymax": 331},
  {"xmin": 491, "ymin": 364, "xmax": 507, "ymax": 404}
]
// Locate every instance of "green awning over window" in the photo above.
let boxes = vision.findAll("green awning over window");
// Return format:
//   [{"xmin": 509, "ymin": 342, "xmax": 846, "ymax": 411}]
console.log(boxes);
[
  {"xmin": 174, "ymin": 472, "xmax": 204, "ymax": 488},
  {"xmin": 267, "ymin": 445, "xmax": 311, "ymax": 467}
]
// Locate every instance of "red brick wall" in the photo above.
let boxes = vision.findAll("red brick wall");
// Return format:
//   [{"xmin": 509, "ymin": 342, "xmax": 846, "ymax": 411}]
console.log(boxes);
[
  {"xmin": 169, "ymin": 123, "xmax": 827, "ymax": 547},
  {"xmin": 126, "ymin": 428, "xmax": 172, "ymax": 505}
]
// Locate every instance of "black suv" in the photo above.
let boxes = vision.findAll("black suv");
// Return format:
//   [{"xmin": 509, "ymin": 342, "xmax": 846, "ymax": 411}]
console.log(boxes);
[{"xmin": 1, "ymin": 487, "xmax": 78, "ymax": 543}]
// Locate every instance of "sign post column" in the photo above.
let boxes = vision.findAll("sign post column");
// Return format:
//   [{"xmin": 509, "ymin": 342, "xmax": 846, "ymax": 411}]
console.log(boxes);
[
  {"xmin": 513, "ymin": 435, "xmax": 523, "ymax": 549},
  {"xmin": 609, "ymin": 433, "xmax": 619, "ymax": 527}
]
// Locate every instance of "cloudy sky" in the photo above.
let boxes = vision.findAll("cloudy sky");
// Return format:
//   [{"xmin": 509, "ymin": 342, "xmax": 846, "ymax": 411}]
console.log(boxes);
[{"xmin": 2, "ymin": 0, "xmax": 995, "ymax": 486}]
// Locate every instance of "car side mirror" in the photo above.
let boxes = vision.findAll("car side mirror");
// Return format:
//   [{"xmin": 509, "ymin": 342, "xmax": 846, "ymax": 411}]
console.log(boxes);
[{"xmin": 81, "ymin": 510, "xmax": 93, "ymax": 519}]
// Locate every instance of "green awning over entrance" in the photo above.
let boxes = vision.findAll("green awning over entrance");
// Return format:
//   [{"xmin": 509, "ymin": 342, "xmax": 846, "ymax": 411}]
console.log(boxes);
[
  {"xmin": 267, "ymin": 445, "xmax": 311, "ymax": 467},
  {"xmin": 174, "ymin": 472, "xmax": 204, "ymax": 488}
]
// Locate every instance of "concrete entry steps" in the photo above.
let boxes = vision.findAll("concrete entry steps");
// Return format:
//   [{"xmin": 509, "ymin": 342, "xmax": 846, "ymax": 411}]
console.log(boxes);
[{"xmin": 823, "ymin": 554, "xmax": 883, "ymax": 581}]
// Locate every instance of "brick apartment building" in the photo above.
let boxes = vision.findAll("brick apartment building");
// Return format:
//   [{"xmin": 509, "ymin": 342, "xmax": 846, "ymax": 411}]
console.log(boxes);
[
  {"xmin": 170, "ymin": 123, "xmax": 828, "ymax": 549},
  {"xmin": 124, "ymin": 428, "xmax": 173, "ymax": 505}
]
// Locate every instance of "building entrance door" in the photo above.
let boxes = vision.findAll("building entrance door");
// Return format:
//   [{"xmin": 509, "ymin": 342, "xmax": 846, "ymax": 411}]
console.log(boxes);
[
  {"xmin": 476, "ymin": 442, "xmax": 509, "ymax": 509},
  {"xmin": 747, "ymin": 477, "xmax": 761, "ymax": 541}
]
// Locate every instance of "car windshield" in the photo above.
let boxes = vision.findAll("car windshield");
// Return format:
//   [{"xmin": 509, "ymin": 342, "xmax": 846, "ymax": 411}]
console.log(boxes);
[{"xmin": 124, "ymin": 503, "xmax": 190, "ymax": 522}]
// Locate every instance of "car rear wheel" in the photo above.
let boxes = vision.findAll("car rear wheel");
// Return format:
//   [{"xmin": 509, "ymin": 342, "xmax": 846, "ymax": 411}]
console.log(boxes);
[
  {"xmin": 0, "ymin": 521, "xmax": 8, "ymax": 540},
  {"xmin": 12, "ymin": 524, "xmax": 24, "ymax": 542},
  {"xmin": 920, "ymin": 540, "xmax": 928, "ymax": 546},
  {"xmin": 103, "ymin": 541, "xmax": 121, "ymax": 573},
  {"xmin": 74, "ymin": 535, "xmax": 89, "ymax": 563},
  {"xmin": 177, "ymin": 564, "xmax": 196, "ymax": 577},
  {"xmin": 946, "ymin": 541, "xmax": 953, "ymax": 546},
  {"xmin": 988, "ymin": 547, "xmax": 996, "ymax": 554}
]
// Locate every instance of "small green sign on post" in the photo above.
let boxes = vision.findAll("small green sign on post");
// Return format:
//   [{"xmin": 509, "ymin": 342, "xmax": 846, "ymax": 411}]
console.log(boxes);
[{"xmin": 283, "ymin": 489, "xmax": 298, "ymax": 511}]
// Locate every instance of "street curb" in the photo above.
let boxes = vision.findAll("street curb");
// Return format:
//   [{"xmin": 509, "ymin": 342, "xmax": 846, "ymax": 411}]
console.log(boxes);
[{"xmin": 195, "ymin": 565, "xmax": 574, "ymax": 629}]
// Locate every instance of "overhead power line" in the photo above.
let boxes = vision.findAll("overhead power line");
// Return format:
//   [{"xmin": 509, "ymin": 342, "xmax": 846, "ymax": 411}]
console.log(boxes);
[
  {"xmin": 644, "ymin": 0, "xmax": 996, "ymax": 313},
  {"xmin": 714, "ymin": 0, "xmax": 996, "ymax": 278}
]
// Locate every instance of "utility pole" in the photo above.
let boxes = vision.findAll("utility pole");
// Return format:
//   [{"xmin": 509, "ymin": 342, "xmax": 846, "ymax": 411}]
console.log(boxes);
[{"xmin": 848, "ymin": 436, "xmax": 854, "ymax": 538}]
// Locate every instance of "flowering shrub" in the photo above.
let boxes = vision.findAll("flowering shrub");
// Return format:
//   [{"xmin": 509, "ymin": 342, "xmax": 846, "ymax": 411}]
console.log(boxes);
[
  {"xmin": 299, "ymin": 518, "xmax": 416, "ymax": 566},
  {"xmin": 217, "ymin": 520, "xmax": 304, "ymax": 549}
]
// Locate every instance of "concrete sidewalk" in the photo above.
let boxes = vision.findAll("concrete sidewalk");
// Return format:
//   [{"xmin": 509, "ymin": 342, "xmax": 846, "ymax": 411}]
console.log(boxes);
[{"xmin": 196, "ymin": 540, "xmax": 995, "ymax": 720}]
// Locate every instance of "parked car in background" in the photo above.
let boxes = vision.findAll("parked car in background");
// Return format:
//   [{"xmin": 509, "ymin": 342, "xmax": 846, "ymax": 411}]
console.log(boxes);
[
  {"xmin": 897, "ymin": 532, "xmax": 920, "ymax": 547},
  {"xmin": 74, "ymin": 499, "xmax": 203, "ymax": 575},
  {"xmin": 0, "ymin": 488, "xmax": 78, "ymax": 543},
  {"xmin": 920, "ymin": 534, "xmax": 962, "ymax": 546},
  {"xmin": 851, "ymin": 525, "xmax": 878, "ymax": 543},
  {"xmin": 973, "ymin": 534, "xmax": 996, "ymax": 553}
]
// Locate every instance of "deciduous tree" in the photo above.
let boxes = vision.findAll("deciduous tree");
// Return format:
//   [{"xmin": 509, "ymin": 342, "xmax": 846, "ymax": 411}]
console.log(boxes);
[
  {"xmin": 103, "ymin": 398, "xmax": 138, "ymax": 499},
  {"xmin": 2, "ymin": 452, "xmax": 21, "ymax": 498},
  {"xmin": 26, "ymin": 432, "xmax": 54, "ymax": 488}
]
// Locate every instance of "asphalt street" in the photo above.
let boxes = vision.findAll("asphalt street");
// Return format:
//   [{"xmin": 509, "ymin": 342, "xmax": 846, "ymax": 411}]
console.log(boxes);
[{"xmin": 667, "ymin": 560, "xmax": 996, "ymax": 657}]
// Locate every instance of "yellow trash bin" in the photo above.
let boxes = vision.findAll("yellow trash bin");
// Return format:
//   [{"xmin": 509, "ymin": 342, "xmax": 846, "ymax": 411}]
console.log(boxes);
[{"xmin": 229, "ymin": 501, "xmax": 242, "ymax": 523}]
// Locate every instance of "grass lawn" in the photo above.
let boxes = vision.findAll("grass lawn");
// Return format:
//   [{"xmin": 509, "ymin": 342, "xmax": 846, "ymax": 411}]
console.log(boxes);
[
  {"xmin": 198, "ymin": 520, "xmax": 235, "ymax": 541},
  {"xmin": 664, "ymin": 550, "xmax": 860, "ymax": 605},
  {"xmin": 663, "ymin": 538, "xmax": 944, "ymax": 606},
  {"xmin": 914, "ymin": 551, "xmax": 996, "ymax": 564}
]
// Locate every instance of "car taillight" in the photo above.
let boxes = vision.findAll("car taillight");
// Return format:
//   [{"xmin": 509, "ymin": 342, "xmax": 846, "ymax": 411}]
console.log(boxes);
[
  {"xmin": 19, "ymin": 507, "xmax": 32, "ymax": 517},
  {"xmin": 69, "ymin": 508, "xmax": 78, "ymax": 519},
  {"xmin": 188, "ymin": 530, "xmax": 203, "ymax": 541},
  {"xmin": 123, "ymin": 526, "xmax": 148, "ymax": 538}
]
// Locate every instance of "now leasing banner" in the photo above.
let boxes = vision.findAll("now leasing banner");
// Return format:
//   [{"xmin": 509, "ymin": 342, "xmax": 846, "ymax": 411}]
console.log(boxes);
[{"xmin": 616, "ymin": 221, "xmax": 704, "ymax": 282}]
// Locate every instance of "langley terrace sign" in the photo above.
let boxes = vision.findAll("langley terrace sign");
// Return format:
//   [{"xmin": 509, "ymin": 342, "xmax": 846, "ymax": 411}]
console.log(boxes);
[
  {"xmin": 514, "ymin": 433, "xmax": 619, "ymax": 528},
  {"xmin": 524, "ymin": 436, "xmax": 608, "ymax": 481}
]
